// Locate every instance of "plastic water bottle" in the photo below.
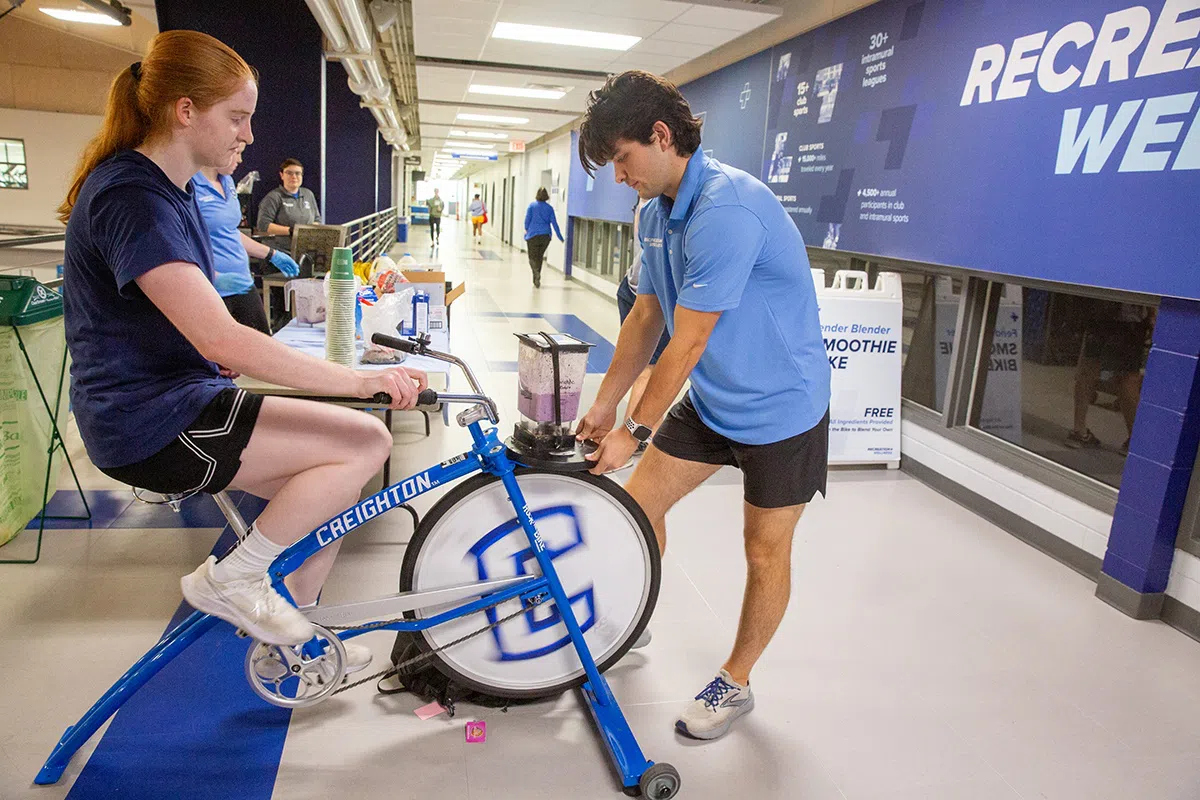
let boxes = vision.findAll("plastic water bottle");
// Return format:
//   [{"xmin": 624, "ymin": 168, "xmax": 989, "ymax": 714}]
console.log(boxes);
[{"xmin": 412, "ymin": 290, "xmax": 430, "ymax": 336}]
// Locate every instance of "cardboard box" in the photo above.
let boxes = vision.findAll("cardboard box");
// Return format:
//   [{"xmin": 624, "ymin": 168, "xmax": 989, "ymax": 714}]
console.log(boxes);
[{"xmin": 400, "ymin": 270, "xmax": 466, "ymax": 308}]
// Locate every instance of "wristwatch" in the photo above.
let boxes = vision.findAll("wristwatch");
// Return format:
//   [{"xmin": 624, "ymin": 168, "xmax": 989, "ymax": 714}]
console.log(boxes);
[{"xmin": 625, "ymin": 417, "xmax": 653, "ymax": 443}]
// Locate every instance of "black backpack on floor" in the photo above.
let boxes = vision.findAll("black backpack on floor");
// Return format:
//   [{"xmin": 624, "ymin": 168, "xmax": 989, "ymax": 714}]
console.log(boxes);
[{"xmin": 378, "ymin": 631, "xmax": 546, "ymax": 716}]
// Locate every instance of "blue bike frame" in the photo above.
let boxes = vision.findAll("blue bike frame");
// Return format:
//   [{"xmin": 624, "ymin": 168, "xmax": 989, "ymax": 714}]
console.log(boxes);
[{"xmin": 36, "ymin": 418, "xmax": 654, "ymax": 792}]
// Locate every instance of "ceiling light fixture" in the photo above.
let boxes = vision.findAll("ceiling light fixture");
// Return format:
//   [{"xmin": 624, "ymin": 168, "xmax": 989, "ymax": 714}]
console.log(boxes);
[
  {"xmin": 492, "ymin": 22, "xmax": 639, "ymax": 51},
  {"xmin": 469, "ymin": 84, "xmax": 566, "ymax": 100},
  {"xmin": 449, "ymin": 130, "xmax": 508, "ymax": 140},
  {"xmin": 456, "ymin": 113, "xmax": 530, "ymax": 125},
  {"xmin": 39, "ymin": 7, "xmax": 122, "ymax": 25}
]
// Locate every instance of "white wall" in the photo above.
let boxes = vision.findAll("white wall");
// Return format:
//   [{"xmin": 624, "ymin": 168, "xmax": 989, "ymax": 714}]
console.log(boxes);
[
  {"xmin": 902, "ymin": 418, "xmax": 1200, "ymax": 617},
  {"xmin": 1168, "ymin": 549, "xmax": 1200, "ymax": 613},
  {"xmin": 463, "ymin": 132, "xmax": 573, "ymax": 271},
  {"xmin": 516, "ymin": 134, "xmax": 571, "ymax": 271},
  {"xmin": 0, "ymin": 108, "xmax": 100, "ymax": 228},
  {"xmin": 901, "ymin": 419, "xmax": 1114, "ymax": 560}
]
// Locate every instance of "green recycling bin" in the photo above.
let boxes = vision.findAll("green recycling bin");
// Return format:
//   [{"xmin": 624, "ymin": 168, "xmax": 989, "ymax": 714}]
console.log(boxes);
[{"xmin": 0, "ymin": 276, "xmax": 90, "ymax": 562}]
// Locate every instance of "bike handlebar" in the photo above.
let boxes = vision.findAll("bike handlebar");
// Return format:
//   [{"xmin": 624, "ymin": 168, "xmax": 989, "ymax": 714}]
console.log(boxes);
[
  {"xmin": 369, "ymin": 389, "xmax": 439, "ymax": 406},
  {"xmin": 372, "ymin": 333, "xmax": 421, "ymax": 353}
]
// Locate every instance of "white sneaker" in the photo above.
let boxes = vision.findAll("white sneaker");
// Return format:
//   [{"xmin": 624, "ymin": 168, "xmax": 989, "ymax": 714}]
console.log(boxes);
[
  {"xmin": 342, "ymin": 641, "xmax": 373, "ymax": 675},
  {"xmin": 675, "ymin": 669, "xmax": 754, "ymax": 740},
  {"xmin": 181, "ymin": 556, "xmax": 313, "ymax": 646}
]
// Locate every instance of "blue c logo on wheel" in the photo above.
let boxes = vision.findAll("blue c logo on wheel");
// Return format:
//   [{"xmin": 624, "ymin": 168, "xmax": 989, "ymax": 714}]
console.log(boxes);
[{"xmin": 468, "ymin": 505, "xmax": 595, "ymax": 662}]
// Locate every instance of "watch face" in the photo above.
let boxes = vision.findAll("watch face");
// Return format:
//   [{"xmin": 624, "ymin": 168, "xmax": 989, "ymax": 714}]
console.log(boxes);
[{"xmin": 626, "ymin": 418, "xmax": 651, "ymax": 441}]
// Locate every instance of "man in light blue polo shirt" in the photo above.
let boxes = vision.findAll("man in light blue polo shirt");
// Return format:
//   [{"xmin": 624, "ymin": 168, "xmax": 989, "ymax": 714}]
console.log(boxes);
[{"xmin": 576, "ymin": 70, "xmax": 831, "ymax": 741}]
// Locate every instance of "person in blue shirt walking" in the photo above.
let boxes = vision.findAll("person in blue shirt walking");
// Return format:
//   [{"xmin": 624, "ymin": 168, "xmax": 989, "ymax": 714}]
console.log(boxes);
[
  {"xmin": 575, "ymin": 70, "xmax": 831, "ymax": 741},
  {"xmin": 523, "ymin": 187, "xmax": 563, "ymax": 288},
  {"xmin": 195, "ymin": 144, "xmax": 299, "ymax": 334}
]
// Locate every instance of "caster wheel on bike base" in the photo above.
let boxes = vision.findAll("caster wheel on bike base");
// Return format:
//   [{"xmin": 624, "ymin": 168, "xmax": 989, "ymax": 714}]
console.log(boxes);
[{"xmin": 638, "ymin": 763, "xmax": 681, "ymax": 799}]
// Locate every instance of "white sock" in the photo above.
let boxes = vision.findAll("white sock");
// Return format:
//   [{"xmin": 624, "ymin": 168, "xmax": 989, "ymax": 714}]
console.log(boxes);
[{"xmin": 211, "ymin": 523, "xmax": 287, "ymax": 583}]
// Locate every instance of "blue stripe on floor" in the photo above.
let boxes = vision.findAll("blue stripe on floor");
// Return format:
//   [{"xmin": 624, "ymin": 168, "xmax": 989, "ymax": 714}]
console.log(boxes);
[
  {"xmin": 27, "ymin": 491, "xmax": 245, "ymax": 531},
  {"xmin": 66, "ymin": 493, "xmax": 290, "ymax": 800},
  {"xmin": 25, "ymin": 490, "xmax": 133, "ymax": 530}
]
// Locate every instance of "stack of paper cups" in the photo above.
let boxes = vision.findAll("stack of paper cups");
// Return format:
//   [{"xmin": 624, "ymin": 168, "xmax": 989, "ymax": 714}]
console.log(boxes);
[{"xmin": 325, "ymin": 246, "xmax": 357, "ymax": 367}]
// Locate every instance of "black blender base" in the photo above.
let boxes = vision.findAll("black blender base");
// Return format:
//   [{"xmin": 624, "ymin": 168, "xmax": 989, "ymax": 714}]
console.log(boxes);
[{"xmin": 505, "ymin": 436, "xmax": 599, "ymax": 472}]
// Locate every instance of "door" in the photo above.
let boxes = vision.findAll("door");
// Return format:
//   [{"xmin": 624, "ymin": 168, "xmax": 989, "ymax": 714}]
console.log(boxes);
[
  {"xmin": 501, "ymin": 177, "xmax": 509, "ymax": 245},
  {"xmin": 508, "ymin": 179, "xmax": 516, "ymax": 247}
]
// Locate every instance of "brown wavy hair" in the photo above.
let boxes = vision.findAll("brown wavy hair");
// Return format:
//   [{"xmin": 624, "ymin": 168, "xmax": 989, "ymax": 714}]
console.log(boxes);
[
  {"xmin": 58, "ymin": 30, "xmax": 256, "ymax": 224},
  {"xmin": 578, "ymin": 70, "xmax": 703, "ymax": 177}
]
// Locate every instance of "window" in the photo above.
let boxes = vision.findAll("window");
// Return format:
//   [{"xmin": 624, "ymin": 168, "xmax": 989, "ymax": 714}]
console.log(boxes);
[
  {"xmin": 895, "ymin": 271, "xmax": 963, "ymax": 414},
  {"xmin": 571, "ymin": 218, "xmax": 628, "ymax": 285},
  {"xmin": 972, "ymin": 286, "xmax": 1156, "ymax": 488},
  {"xmin": 1, "ymin": 138, "xmax": 27, "ymax": 189}
]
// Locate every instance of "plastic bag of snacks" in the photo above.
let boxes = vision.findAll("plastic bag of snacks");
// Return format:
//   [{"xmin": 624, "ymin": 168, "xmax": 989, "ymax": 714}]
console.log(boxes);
[
  {"xmin": 360, "ymin": 288, "xmax": 414, "ymax": 363},
  {"xmin": 370, "ymin": 255, "xmax": 405, "ymax": 294}
]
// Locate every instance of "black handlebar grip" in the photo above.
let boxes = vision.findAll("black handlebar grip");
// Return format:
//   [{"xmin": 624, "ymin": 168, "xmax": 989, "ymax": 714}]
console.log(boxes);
[
  {"xmin": 368, "ymin": 389, "xmax": 438, "ymax": 406},
  {"xmin": 371, "ymin": 333, "xmax": 417, "ymax": 353}
]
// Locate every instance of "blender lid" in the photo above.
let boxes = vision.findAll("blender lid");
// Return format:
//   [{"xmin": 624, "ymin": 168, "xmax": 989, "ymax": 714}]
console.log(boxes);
[{"xmin": 514, "ymin": 332, "xmax": 594, "ymax": 353}]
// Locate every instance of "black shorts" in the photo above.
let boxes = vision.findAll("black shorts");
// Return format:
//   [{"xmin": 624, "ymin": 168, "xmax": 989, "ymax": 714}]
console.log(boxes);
[
  {"xmin": 1081, "ymin": 323, "xmax": 1146, "ymax": 374},
  {"xmin": 652, "ymin": 396, "xmax": 828, "ymax": 508},
  {"xmin": 617, "ymin": 275, "xmax": 670, "ymax": 365},
  {"xmin": 99, "ymin": 388, "xmax": 264, "ymax": 495}
]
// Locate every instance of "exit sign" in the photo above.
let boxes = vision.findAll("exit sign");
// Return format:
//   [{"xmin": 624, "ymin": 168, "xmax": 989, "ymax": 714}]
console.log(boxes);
[{"xmin": 509, "ymin": 140, "xmax": 526, "ymax": 153}]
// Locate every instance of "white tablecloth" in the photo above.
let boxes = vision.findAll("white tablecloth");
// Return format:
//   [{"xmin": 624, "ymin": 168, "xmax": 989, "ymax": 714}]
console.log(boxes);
[{"xmin": 272, "ymin": 320, "xmax": 451, "ymax": 377}]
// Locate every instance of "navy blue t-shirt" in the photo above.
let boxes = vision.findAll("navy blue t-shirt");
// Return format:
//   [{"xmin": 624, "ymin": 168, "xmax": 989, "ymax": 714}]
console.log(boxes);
[{"xmin": 64, "ymin": 150, "xmax": 234, "ymax": 468}]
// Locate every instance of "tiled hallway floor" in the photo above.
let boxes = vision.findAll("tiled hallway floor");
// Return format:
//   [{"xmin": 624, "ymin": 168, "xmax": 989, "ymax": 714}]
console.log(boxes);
[{"xmin": 3, "ymin": 219, "xmax": 1199, "ymax": 799}]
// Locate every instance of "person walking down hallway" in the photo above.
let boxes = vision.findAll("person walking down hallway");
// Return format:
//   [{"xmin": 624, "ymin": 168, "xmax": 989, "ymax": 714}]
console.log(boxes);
[
  {"xmin": 427, "ymin": 188, "xmax": 444, "ymax": 247},
  {"xmin": 469, "ymin": 194, "xmax": 486, "ymax": 243},
  {"xmin": 523, "ymin": 187, "xmax": 563, "ymax": 288}
]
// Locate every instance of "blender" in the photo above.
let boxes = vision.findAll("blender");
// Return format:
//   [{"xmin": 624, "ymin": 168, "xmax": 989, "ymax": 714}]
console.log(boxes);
[{"xmin": 506, "ymin": 332, "xmax": 596, "ymax": 469}]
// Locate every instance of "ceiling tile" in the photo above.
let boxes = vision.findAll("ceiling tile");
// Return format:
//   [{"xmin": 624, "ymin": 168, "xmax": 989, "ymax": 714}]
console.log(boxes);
[
  {"xmin": 671, "ymin": 4, "xmax": 778, "ymax": 32},
  {"xmin": 412, "ymin": 0, "xmax": 501, "ymax": 23},
  {"xmin": 650, "ymin": 22, "xmax": 739, "ymax": 47},
  {"xmin": 631, "ymin": 37, "xmax": 711, "ymax": 59},
  {"xmin": 504, "ymin": 0, "xmax": 691, "ymax": 23},
  {"xmin": 605, "ymin": 52, "xmax": 686, "ymax": 74}
]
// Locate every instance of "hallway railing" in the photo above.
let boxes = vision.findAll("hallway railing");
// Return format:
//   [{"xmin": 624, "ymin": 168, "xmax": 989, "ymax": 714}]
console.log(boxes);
[{"xmin": 343, "ymin": 206, "xmax": 398, "ymax": 264}]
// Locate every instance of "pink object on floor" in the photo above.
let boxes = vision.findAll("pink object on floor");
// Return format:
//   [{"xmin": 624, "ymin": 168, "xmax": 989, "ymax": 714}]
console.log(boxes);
[
  {"xmin": 414, "ymin": 701, "xmax": 448, "ymax": 720},
  {"xmin": 465, "ymin": 720, "xmax": 487, "ymax": 743}
]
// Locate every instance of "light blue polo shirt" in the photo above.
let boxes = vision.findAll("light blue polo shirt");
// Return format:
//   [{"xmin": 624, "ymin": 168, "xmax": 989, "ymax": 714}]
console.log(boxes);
[
  {"xmin": 637, "ymin": 150, "xmax": 830, "ymax": 445},
  {"xmin": 194, "ymin": 171, "xmax": 254, "ymax": 297}
]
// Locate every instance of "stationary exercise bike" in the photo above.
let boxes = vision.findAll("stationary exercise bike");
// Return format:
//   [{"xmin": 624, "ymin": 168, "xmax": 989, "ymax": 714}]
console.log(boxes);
[{"xmin": 36, "ymin": 333, "xmax": 680, "ymax": 798}]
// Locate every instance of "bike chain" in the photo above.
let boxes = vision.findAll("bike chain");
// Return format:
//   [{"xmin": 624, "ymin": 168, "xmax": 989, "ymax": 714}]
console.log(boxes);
[{"xmin": 328, "ymin": 591, "xmax": 549, "ymax": 696}]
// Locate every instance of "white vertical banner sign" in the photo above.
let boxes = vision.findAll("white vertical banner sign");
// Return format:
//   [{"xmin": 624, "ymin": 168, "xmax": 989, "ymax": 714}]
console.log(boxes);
[{"xmin": 814, "ymin": 270, "xmax": 903, "ymax": 467}]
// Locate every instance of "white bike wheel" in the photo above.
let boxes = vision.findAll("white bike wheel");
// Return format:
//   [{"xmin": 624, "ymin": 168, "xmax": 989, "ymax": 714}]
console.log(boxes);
[{"xmin": 399, "ymin": 470, "xmax": 659, "ymax": 698}]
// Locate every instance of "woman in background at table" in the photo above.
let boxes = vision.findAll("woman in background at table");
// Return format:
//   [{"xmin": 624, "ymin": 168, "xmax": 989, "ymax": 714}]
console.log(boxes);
[
  {"xmin": 256, "ymin": 157, "xmax": 320, "ymax": 253},
  {"xmin": 59, "ymin": 31, "xmax": 426, "ymax": 669},
  {"xmin": 522, "ymin": 187, "xmax": 563, "ymax": 288},
  {"xmin": 195, "ymin": 143, "xmax": 299, "ymax": 334}
]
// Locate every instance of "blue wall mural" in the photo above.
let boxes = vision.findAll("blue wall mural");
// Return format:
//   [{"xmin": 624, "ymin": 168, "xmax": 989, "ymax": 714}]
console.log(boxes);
[{"xmin": 676, "ymin": 0, "xmax": 1200, "ymax": 299}]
